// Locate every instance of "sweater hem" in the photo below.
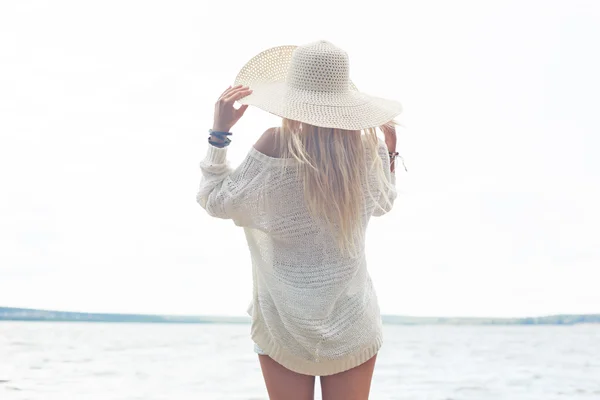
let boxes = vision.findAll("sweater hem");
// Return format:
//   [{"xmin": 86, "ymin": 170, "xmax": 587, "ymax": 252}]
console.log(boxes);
[{"xmin": 250, "ymin": 321, "xmax": 382, "ymax": 376}]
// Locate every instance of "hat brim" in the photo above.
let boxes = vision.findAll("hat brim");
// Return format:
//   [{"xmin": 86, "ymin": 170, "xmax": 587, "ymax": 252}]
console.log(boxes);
[{"xmin": 233, "ymin": 45, "xmax": 403, "ymax": 130}]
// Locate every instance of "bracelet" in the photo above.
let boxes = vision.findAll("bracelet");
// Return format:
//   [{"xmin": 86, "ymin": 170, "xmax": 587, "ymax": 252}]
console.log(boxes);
[
  {"xmin": 388, "ymin": 151, "xmax": 408, "ymax": 172},
  {"xmin": 209, "ymin": 129, "xmax": 232, "ymax": 137},
  {"xmin": 208, "ymin": 129, "xmax": 232, "ymax": 148},
  {"xmin": 208, "ymin": 136, "xmax": 231, "ymax": 148}
]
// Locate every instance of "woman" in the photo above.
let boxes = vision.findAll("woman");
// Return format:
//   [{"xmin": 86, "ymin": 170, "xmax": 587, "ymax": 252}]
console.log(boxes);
[{"xmin": 197, "ymin": 41, "xmax": 402, "ymax": 400}]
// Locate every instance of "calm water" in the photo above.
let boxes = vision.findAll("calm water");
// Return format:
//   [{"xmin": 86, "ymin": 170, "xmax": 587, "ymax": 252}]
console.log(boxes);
[{"xmin": 1, "ymin": 322, "xmax": 599, "ymax": 399}]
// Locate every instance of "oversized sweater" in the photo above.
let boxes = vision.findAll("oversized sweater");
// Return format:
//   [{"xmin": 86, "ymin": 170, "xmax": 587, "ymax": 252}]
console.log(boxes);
[{"xmin": 197, "ymin": 136, "xmax": 396, "ymax": 376}]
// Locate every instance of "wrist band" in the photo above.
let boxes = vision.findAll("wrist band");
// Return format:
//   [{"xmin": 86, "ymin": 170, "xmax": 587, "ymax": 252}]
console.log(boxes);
[
  {"xmin": 208, "ymin": 136, "xmax": 231, "ymax": 148},
  {"xmin": 208, "ymin": 129, "xmax": 232, "ymax": 148},
  {"xmin": 209, "ymin": 129, "xmax": 232, "ymax": 136},
  {"xmin": 388, "ymin": 151, "xmax": 408, "ymax": 172}
]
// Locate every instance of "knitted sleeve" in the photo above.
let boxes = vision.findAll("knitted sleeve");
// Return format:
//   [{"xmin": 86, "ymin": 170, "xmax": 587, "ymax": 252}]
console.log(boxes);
[
  {"xmin": 372, "ymin": 138, "xmax": 397, "ymax": 217},
  {"xmin": 196, "ymin": 145, "xmax": 265, "ymax": 228}
]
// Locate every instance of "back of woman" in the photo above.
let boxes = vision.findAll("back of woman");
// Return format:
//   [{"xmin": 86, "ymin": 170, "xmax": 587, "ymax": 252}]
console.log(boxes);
[{"xmin": 197, "ymin": 40, "xmax": 402, "ymax": 399}]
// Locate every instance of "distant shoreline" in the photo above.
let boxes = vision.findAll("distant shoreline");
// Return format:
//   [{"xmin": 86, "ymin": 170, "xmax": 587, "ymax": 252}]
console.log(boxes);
[{"xmin": 1, "ymin": 307, "xmax": 599, "ymax": 325}]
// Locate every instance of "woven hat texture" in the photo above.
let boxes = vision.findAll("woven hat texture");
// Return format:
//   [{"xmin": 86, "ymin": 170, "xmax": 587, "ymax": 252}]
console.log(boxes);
[{"xmin": 234, "ymin": 40, "xmax": 403, "ymax": 130}]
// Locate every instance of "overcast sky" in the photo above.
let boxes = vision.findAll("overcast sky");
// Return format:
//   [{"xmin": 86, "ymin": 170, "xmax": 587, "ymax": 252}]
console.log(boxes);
[{"xmin": 0, "ymin": 0, "xmax": 598, "ymax": 318}]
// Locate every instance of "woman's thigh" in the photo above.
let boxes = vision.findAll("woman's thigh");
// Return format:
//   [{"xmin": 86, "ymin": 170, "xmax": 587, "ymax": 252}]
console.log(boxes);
[
  {"xmin": 258, "ymin": 354, "xmax": 316, "ymax": 400},
  {"xmin": 319, "ymin": 355, "xmax": 377, "ymax": 400}
]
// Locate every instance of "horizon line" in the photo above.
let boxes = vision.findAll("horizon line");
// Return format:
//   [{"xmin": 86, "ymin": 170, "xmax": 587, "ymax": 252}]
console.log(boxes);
[{"xmin": 1, "ymin": 306, "xmax": 599, "ymax": 320}]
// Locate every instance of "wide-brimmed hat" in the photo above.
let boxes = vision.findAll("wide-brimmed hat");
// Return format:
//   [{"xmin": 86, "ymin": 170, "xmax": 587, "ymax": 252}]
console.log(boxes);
[{"xmin": 233, "ymin": 40, "xmax": 403, "ymax": 130}]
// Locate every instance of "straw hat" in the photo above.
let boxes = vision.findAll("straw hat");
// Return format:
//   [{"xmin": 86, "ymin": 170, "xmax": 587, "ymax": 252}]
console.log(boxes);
[{"xmin": 233, "ymin": 40, "xmax": 403, "ymax": 130}]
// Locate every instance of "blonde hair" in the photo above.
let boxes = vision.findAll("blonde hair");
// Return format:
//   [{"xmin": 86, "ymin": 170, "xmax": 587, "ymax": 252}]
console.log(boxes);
[{"xmin": 276, "ymin": 118, "xmax": 394, "ymax": 258}]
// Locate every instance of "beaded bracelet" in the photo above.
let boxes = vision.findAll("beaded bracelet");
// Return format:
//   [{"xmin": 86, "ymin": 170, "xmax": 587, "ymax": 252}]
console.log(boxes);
[
  {"xmin": 208, "ymin": 136, "xmax": 231, "ymax": 148},
  {"xmin": 209, "ymin": 129, "xmax": 232, "ymax": 137},
  {"xmin": 208, "ymin": 129, "xmax": 232, "ymax": 148}
]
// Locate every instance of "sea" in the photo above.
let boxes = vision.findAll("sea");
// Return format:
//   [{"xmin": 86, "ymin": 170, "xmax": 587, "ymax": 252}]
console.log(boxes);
[{"xmin": 1, "ymin": 322, "xmax": 599, "ymax": 400}]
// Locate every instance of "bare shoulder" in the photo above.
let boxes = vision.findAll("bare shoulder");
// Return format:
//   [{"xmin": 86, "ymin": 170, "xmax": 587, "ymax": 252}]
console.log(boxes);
[{"xmin": 253, "ymin": 127, "xmax": 280, "ymax": 158}]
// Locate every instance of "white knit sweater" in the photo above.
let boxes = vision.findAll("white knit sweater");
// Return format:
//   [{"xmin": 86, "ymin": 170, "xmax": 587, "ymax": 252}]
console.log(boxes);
[{"xmin": 197, "ymin": 137, "xmax": 396, "ymax": 376}]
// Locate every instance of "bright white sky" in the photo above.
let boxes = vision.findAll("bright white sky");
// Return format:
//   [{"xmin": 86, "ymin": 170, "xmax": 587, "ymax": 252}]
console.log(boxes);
[{"xmin": 0, "ymin": 0, "xmax": 598, "ymax": 318}]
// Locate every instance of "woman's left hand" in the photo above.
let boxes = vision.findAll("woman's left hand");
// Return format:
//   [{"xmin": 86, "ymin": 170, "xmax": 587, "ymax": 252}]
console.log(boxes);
[{"xmin": 212, "ymin": 85, "xmax": 253, "ymax": 132}]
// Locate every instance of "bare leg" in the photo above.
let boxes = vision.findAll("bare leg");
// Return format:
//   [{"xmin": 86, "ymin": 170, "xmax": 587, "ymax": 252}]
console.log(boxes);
[
  {"xmin": 258, "ymin": 354, "xmax": 316, "ymax": 400},
  {"xmin": 320, "ymin": 355, "xmax": 377, "ymax": 400}
]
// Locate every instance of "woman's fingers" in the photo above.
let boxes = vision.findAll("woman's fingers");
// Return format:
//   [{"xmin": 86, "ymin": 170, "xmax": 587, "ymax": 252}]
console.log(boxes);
[
  {"xmin": 218, "ymin": 86, "xmax": 234, "ymax": 100},
  {"xmin": 219, "ymin": 85, "xmax": 245, "ymax": 101},
  {"xmin": 219, "ymin": 85, "xmax": 233, "ymax": 98},
  {"xmin": 224, "ymin": 88, "xmax": 252, "ymax": 103},
  {"xmin": 219, "ymin": 86, "xmax": 237, "ymax": 100},
  {"xmin": 224, "ymin": 86, "xmax": 250, "ymax": 98}
]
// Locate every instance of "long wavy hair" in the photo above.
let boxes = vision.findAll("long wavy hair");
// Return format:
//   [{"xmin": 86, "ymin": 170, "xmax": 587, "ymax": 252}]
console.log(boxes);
[{"xmin": 276, "ymin": 118, "xmax": 394, "ymax": 258}]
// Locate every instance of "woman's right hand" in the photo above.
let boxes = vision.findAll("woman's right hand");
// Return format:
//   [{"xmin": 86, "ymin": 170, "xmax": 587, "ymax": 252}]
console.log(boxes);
[
  {"xmin": 212, "ymin": 85, "xmax": 252, "ymax": 133},
  {"xmin": 380, "ymin": 122, "xmax": 397, "ymax": 152}
]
